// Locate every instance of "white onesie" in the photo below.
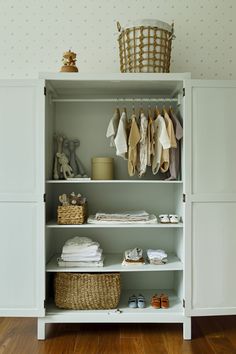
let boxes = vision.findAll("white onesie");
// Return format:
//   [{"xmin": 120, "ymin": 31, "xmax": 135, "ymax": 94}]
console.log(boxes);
[
  {"xmin": 152, "ymin": 114, "xmax": 171, "ymax": 175},
  {"xmin": 114, "ymin": 111, "xmax": 128, "ymax": 159},
  {"xmin": 106, "ymin": 109, "xmax": 120, "ymax": 147}
]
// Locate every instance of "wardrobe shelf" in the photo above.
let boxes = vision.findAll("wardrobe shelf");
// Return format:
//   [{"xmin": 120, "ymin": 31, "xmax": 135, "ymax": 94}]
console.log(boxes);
[
  {"xmin": 46, "ymin": 221, "xmax": 184, "ymax": 229},
  {"xmin": 46, "ymin": 180, "xmax": 183, "ymax": 184},
  {"xmin": 46, "ymin": 253, "xmax": 183, "ymax": 272},
  {"xmin": 45, "ymin": 289, "xmax": 184, "ymax": 323}
]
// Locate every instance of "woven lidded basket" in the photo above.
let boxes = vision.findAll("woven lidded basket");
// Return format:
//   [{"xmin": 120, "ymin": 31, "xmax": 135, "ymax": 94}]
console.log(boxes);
[
  {"xmin": 117, "ymin": 19, "xmax": 175, "ymax": 73},
  {"xmin": 57, "ymin": 204, "xmax": 87, "ymax": 224},
  {"xmin": 54, "ymin": 272, "xmax": 121, "ymax": 310}
]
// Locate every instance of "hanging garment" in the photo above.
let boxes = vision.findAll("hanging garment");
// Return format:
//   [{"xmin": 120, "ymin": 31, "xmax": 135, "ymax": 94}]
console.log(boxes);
[
  {"xmin": 165, "ymin": 109, "xmax": 183, "ymax": 180},
  {"xmin": 160, "ymin": 110, "xmax": 177, "ymax": 173},
  {"xmin": 106, "ymin": 108, "xmax": 120, "ymax": 147},
  {"xmin": 138, "ymin": 112, "xmax": 148, "ymax": 176},
  {"xmin": 114, "ymin": 110, "xmax": 128, "ymax": 159},
  {"xmin": 152, "ymin": 114, "xmax": 170, "ymax": 175},
  {"xmin": 147, "ymin": 111, "xmax": 155, "ymax": 166},
  {"xmin": 128, "ymin": 114, "xmax": 141, "ymax": 176}
]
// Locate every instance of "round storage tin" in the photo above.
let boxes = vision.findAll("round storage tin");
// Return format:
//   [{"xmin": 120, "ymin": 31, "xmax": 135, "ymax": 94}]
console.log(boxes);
[{"xmin": 91, "ymin": 157, "xmax": 114, "ymax": 180}]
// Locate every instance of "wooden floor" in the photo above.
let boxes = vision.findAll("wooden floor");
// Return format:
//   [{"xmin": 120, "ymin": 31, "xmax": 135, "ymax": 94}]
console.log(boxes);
[{"xmin": 1, "ymin": 317, "xmax": 236, "ymax": 353}]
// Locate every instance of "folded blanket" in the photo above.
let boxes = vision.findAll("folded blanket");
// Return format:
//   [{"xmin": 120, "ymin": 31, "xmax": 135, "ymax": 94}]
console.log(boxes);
[
  {"xmin": 87, "ymin": 214, "xmax": 157, "ymax": 224},
  {"xmin": 95, "ymin": 210, "xmax": 149, "ymax": 222}
]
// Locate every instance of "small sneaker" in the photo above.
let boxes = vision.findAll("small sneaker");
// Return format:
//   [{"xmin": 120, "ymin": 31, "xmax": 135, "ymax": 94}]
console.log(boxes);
[
  {"xmin": 128, "ymin": 295, "xmax": 137, "ymax": 308},
  {"xmin": 137, "ymin": 294, "xmax": 146, "ymax": 308}
]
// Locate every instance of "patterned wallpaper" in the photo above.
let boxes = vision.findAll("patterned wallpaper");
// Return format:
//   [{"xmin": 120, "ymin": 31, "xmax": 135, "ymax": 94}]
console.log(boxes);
[{"xmin": 0, "ymin": 0, "xmax": 235, "ymax": 79}]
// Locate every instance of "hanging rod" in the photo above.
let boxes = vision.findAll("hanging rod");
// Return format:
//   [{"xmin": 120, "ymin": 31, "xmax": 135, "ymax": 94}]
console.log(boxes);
[{"xmin": 51, "ymin": 97, "xmax": 179, "ymax": 103}]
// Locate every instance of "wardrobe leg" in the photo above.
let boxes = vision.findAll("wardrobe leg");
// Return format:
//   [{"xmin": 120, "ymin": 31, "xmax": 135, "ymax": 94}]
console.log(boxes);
[
  {"xmin": 37, "ymin": 318, "xmax": 46, "ymax": 340},
  {"xmin": 183, "ymin": 317, "xmax": 191, "ymax": 340}
]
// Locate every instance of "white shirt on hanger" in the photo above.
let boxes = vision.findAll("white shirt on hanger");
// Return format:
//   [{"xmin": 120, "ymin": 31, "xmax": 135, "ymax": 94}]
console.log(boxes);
[{"xmin": 106, "ymin": 109, "xmax": 120, "ymax": 147}]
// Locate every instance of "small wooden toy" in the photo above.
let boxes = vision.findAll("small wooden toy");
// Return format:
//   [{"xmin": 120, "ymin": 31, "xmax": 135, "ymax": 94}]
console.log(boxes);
[{"xmin": 60, "ymin": 50, "xmax": 79, "ymax": 72}]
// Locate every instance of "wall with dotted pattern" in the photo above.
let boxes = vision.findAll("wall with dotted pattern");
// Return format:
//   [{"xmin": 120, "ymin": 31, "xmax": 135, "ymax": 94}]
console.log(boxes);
[{"xmin": 0, "ymin": 0, "xmax": 235, "ymax": 79}]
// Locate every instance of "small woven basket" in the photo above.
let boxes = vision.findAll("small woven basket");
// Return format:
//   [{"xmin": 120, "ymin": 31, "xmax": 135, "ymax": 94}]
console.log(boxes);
[
  {"xmin": 54, "ymin": 272, "xmax": 121, "ymax": 310},
  {"xmin": 117, "ymin": 19, "xmax": 174, "ymax": 73},
  {"xmin": 57, "ymin": 204, "xmax": 87, "ymax": 224}
]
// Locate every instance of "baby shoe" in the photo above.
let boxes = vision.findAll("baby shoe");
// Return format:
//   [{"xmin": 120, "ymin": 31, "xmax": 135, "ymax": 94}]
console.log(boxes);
[
  {"xmin": 151, "ymin": 294, "xmax": 161, "ymax": 309},
  {"xmin": 159, "ymin": 214, "xmax": 170, "ymax": 223},
  {"xmin": 160, "ymin": 294, "xmax": 169, "ymax": 309},
  {"xmin": 169, "ymin": 214, "xmax": 179, "ymax": 224},
  {"xmin": 128, "ymin": 295, "xmax": 137, "ymax": 308},
  {"xmin": 137, "ymin": 294, "xmax": 146, "ymax": 308}
]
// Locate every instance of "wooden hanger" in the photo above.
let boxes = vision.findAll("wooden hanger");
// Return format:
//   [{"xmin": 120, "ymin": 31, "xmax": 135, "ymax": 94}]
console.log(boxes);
[{"xmin": 155, "ymin": 106, "xmax": 160, "ymax": 116}]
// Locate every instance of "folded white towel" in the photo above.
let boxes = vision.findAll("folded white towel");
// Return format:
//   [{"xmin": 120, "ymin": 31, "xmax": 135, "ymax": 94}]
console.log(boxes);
[
  {"xmin": 62, "ymin": 236, "xmax": 100, "ymax": 254},
  {"xmin": 62, "ymin": 248, "xmax": 102, "ymax": 260},
  {"xmin": 62, "ymin": 244, "xmax": 100, "ymax": 254},
  {"xmin": 57, "ymin": 256, "xmax": 104, "ymax": 267},
  {"xmin": 61, "ymin": 254, "xmax": 103, "ymax": 262},
  {"xmin": 64, "ymin": 236, "xmax": 94, "ymax": 246}
]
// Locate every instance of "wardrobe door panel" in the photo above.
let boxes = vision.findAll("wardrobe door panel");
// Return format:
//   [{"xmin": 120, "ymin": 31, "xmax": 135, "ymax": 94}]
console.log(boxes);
[
  {"xmin": 0, "ymin": 80, "xmax": 45, "ymax": 201},
  {"xmin": 0, "ymin": 202, "xmax": 44, "ymax": 316},
  {"xmin": 192, "ymin": 202, "xmax": 236, "ymax": 314},
  {"xmin": 192, "ymin": 86, "xmax": 236, "ymax": 195},
  {"xmin": 0, "ymin": 80, "xmax": 45, "ymax": 316},
  {"xmin": 188, "ymin": 80, "xmax": 236, "ymax": 316}
]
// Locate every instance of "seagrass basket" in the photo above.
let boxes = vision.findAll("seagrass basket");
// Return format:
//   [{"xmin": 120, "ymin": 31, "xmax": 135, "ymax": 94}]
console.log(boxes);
[
  {"xmin": 117, "ymin": 19, "xmax": 174, "ymax": 73},
  {"xmin": 57, "ymin": 204, "xmax": 87, "ymax": 224},
  {"xmin": 54, "ymin": 272, "xmax": 121, "ymax": 310}
]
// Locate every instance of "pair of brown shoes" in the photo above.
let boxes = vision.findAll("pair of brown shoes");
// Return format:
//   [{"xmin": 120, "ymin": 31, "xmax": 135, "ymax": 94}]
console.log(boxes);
[{"xmin": 151, "ymin": 294, "xmax": 169, "ymax": 309}]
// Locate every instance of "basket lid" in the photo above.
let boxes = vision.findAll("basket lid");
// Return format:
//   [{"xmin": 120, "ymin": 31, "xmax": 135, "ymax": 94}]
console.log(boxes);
[{"xmin": 124, "ymin": 19, "xmax": 172, "ymax": 33}]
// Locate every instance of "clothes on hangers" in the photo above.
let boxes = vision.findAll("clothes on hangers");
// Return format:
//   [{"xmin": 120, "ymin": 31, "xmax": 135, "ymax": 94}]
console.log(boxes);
[
  {"xmin": 106, "ymin": 108, "xmax": 120, "ymax": 147},
  {"xmin": 138, "ymin": 112, "xmax": 148, "ymax": 177},
  {"xmin": 160, "ymin": 110, "xmax": 177, "ymax": 173},
  {"xmin": 152, "ymin": 114, "xmax": 171, "ymax": 175},
  {"xmin": 114, "ymin": 110, "xmax": 128, "ymax": 159},
  {"xmin": 106, "ymin": 104, "xmax": 183, "ymax": 179},
  {"xmin": 128, "ymin": 114, "xmax": 141, "ymax": 176},
  {"xmin": 147, "ymin": 111, "xmax": 155, "ymax": 167},
  {"xmin": 165, "ymin": 109, "xmax": 183, "ymax": 180}
]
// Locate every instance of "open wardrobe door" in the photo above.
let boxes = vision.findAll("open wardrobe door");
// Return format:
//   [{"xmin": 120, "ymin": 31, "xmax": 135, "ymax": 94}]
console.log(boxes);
[
  {"xmin": 185, "ymin": 80, "xmax": 236, "ymax": 316},
  {"xmin": 0, "ymin": 80, "xmax": 45, "ymax": 316}
]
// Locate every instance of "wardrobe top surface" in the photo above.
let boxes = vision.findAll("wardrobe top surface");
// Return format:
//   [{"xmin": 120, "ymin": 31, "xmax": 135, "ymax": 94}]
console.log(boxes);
[{"xmin": 40, "ymin": 72, "xmax": 190, "ymax": 98}]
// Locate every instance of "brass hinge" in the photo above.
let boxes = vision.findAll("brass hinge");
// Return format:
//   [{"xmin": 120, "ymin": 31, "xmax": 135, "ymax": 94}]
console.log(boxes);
[
  {"xmin": 183, "ymin": 194, "xmax": 186, "ymax": 203},
  {"xmin": 43, "ymin": 193, "xmax": 46, "ymax": 202},
  {"xmin": 183, "ymin": 87, "xmax": 185, "ymax": 97},
  {"xmin": 183, "ymin": 299, "xmax": 185, "ymax": 308},
  {"xmin": 44, "ymin": 86, "xmax": 47, "ymax": 96}
]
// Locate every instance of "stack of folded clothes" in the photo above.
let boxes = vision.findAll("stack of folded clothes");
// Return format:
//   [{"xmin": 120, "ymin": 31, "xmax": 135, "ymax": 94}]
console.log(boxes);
[
  {"xmin": 147, "ymin": 249, "xmax": 168, "ymax": 265},
  {"xmin": 87, "ymin": 211, "xmax": 157, "ymax": 224},
  {"xmin": 122, "ymin": 248, "xmax": 145, "ymax": 266},
  {"xmin": 57, "ymin": 236, "xmax": 104, "ymax": 267}
]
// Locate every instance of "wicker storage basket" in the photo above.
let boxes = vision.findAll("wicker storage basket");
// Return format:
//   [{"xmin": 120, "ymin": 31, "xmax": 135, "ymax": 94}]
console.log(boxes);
[
  {"xmin": 57, "ymin": 204, "xmax": 87, "ymax": 224},
  {"xmin": 54, "ymin": 272, "xmax": 121, "ymax": 310},
  {"xmin": 117, "ymin": 19, "xmax": 174, "ymax": 73}
]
